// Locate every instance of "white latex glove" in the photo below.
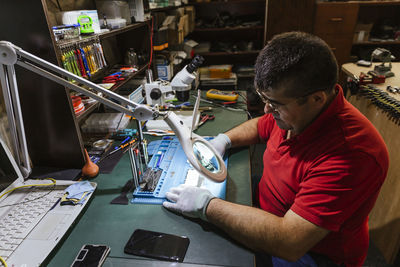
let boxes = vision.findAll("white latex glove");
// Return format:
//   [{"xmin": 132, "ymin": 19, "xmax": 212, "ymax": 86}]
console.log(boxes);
[
  {"xmin": 163, "ymin": 184, "xmax": 215, "ymax": 221},
  {"xmin": 209, "ymin": 133, "xmax": 231, "ymax": 157}
]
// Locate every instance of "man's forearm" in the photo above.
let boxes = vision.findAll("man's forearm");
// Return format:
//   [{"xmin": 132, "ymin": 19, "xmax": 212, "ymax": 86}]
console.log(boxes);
[
  {"xmin": 206, "ymin": 198, "xmax": 290, "ymax": 259},
  {"xmin": 206, "ymin": 199, "xmax": 328, "ymax": 261},
  {"xmin": 224, "ymin": 117, "xmax": 262, "ymax": 148}
]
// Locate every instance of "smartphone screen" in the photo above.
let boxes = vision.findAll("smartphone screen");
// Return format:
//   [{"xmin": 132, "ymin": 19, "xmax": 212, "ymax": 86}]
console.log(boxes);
[{"xmin": 124, "ymin": 229, "xmax": 190, "ymax": 262}]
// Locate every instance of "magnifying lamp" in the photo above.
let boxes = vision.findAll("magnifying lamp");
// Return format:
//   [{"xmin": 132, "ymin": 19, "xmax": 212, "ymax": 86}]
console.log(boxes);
[{"xmin": 0, "ymin": 41, "xmax": 227, "ymax": 182}]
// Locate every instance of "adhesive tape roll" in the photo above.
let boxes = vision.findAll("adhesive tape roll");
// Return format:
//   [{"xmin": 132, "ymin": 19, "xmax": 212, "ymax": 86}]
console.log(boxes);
[{"xmin": 93, "ymin": 139, "xmax": 111, "ymax": 150}]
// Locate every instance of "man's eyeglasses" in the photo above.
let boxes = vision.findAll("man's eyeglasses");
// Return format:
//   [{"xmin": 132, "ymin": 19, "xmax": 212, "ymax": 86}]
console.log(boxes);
[{"xmin": 255, "ymin": 88, "xmax": 311, "ymax": 112}]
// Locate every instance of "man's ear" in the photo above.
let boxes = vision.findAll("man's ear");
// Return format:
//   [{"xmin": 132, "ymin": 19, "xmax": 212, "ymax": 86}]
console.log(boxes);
[{"xmin": 310, "ymin": 91, "xmax": 328, "ymax": 108}]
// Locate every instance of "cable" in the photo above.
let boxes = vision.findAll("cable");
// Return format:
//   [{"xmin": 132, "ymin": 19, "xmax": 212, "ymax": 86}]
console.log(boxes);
[
  {"xmin": 0, "ymin": 178, "xmax": 57, "ymax": 209},
  {"xmin": 148, "ymin": 16, "xmax": 154, "ymax": 69},
  {"xmin": 193, "ymin": 93, "xmax": 250, "ymax": 115},
  {"xmin": 0, "ymin": 256, "xmax": 7, "ymax": 267},
  {"xmin": 56, "ymin": 0, "xmax": 62, "ymax": 11},
  {"xmin": 0, "ymin": 178, "xmax": 56, "ymax": 201}
]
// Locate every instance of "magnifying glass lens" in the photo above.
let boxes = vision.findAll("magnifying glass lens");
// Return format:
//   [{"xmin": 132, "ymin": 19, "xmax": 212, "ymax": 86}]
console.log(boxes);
[{"xmin": 192, "ymin": 141, "xmax": 220, "ymax": 174}]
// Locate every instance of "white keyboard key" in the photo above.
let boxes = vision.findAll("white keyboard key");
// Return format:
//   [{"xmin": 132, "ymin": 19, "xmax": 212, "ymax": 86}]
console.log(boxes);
[{"xmin": 0, "ymin": 249, "xmax": 12, "ymax": 257}]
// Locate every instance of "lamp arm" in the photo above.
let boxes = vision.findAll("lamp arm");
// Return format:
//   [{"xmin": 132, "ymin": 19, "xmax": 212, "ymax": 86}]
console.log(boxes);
[
  {"xmin": 0, "ymin": 41, "xmax": 157, "ymax": 121},
  {"xmin": 0, "ymin": 41, "xmax": 227, "ymax": 182}
]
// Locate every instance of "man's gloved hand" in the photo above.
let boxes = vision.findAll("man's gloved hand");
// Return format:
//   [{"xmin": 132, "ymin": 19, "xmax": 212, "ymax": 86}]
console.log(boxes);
[
  {"xmin": 209, "ymin": 133, "xmax": 231, "ymax": 157},
  {"xmin": 163, "ymin": 185, "xmax": 215, "ymax": 221}
]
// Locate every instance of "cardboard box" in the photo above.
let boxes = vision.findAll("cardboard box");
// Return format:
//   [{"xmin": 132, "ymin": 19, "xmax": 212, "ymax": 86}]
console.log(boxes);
[
  {"xmin": 156, "ymin": 62, "xmax": 173, "ymax": 80},
  {"xmin": 178, "ymin": 16, "xmax": 185, "ymax": 43},
  {"xmin": 353, "ymin": 23, "xmax": 373, "ymax": 43},
  {"xmin": 127, "ymin": 0, "xmax": 151, "ymax": 22},
  {"xmin": 183, "ymin": 40, "xmax": 198, "ymax": 57},
  {"xmin": 180, "ymin": 14, "xmax": 189, "ymax": 37},
  {"xmin": 185, "ymin": 6, "xmax": 195, "ymax": 32},
  {"xmin": 209, "ymin": 65, "xmax": 233, "ymax": 79},
  {"xmin": 162, "ymin": 16, "xmax": 179, "ymax": 45}
]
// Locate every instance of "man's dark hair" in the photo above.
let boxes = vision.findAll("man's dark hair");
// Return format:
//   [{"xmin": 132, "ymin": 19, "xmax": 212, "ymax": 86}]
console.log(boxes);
[{"xmin": 254, "ymin": 32, "xmax": 338, "ymax": 98}]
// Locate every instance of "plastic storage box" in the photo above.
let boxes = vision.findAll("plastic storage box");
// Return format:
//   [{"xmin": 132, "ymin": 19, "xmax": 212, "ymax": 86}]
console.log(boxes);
[
  {"xmin": 95, "ymin": 0, "xmax": 131, "ymax": 24},
  {"xmin": 81, "ymin": 113, "xmax": 130, "ymax": 133}
]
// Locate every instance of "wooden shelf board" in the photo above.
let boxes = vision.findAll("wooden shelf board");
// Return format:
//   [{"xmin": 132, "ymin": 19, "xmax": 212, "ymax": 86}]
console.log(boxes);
[
  {"xmin": 99, "ymin": 22, "xmax": 148, "ymax": 39},
  {"xmin": 354, "ymin": 40, "xmax": 400, "ymax": 45},
  {"xmin": 76, "ymin": 102, "xmax": 100, "ymax": 123},
  {"xmin": 199, "ymin": 50, "xmax": 260, "ymax": 56},
  {"xmin": 108, "ymin": 63, "xmax": 149, "ymax": 91},
  {"xmin": 191, "ymin": 0, "xmax": 264, "ymax": 5},
  {"xmin": 194, "ymin": 25, "xmax": 263, "ymax": 32},
  {"xmin": 350, "ymin": 0, "xmax": 400, "ymax": 6},
  {"xmin": 150, "ymin": 4, "xmax": 188, "ymax": 12},
  {"xmin": 55, "ymin": 22, "xmax": 149, "ymax": 47}
]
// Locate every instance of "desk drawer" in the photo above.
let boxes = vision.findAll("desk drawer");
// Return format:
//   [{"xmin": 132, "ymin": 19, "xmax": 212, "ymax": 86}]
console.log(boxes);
[
  {"xmin": 314, "ymin": 2, "xmax": 359, "ymax": 35},
  {"xmin": 316, "ymin": 33, "xmax": 353, "ymax": 66}
]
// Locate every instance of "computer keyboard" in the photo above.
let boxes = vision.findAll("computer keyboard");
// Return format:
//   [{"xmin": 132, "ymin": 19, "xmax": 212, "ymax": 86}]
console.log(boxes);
[{"xmin": 0, "ymin": 188, "xmax": 65, "ymax": 260}]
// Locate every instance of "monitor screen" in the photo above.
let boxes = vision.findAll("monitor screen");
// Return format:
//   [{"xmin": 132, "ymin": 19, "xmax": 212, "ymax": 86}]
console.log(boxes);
[{"xmin": 0, "ymin": 138, "xmax": 19, "ymax": 191}]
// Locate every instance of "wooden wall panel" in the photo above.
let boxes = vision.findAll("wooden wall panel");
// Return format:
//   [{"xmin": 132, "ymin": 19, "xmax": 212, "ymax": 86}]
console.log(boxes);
[{"xmin": 264, "ymin": 0, "xmax": 315, "ymax": 44}]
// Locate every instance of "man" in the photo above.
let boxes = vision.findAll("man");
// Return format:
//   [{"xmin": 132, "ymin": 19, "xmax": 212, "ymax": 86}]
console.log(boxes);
[{"xmin": 163, "ymin": 32, "xmax": 389, "ymax": 266}]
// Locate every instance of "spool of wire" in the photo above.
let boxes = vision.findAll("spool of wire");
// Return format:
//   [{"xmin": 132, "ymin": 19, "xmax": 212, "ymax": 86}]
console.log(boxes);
[
  {"xmin": 93, "ymin": 139, "xmax": 113, "ymax": 150},
  {"xmin": 71, "ymin": 96, "xmax": 85, "ymax": 114}
]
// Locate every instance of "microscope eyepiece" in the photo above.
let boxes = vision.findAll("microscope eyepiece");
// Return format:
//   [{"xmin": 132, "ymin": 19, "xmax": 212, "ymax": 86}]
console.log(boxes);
[{"xmin": 186, "ymin": 55, "xmax": 204, "ymax": 73}]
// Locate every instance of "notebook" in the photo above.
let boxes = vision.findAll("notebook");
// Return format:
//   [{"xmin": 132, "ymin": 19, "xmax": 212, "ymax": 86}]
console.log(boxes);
[{"xmin": 0, "ymin": 137, "xmax": 96, "ymax": 266}]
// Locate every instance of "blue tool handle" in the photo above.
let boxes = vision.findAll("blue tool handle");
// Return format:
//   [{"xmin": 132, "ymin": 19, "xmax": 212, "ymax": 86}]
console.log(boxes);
[
  {"xmin": 80, "ymin": 48, "xmax": 91, "ymax": 77},
  {"xmin": 115, "ymin": 136, "xmax": 131, "ymax": 149}
]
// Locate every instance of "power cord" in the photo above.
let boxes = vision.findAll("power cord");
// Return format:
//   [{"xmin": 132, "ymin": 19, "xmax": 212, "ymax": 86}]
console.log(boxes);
[
  {"xmin": 0, "ymin": 256, "xmax": 7, "ymax": 267},
  {"xmin": 0, "ymin": 178, "xmax": 57, "ymax": 208},
  {"xmin": 194, "ymin": 93, "xmax": 251, "ymax": 118}
]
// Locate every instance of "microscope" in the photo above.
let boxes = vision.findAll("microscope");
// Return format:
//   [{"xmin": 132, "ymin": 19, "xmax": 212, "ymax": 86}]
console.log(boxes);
[
  {"xmin": 144, "ymin": 55, "xmax": 204, "ymax": 106},
  {"xmin": 371, "ymin": 48, "xmax": 395, "ymax": 78}
]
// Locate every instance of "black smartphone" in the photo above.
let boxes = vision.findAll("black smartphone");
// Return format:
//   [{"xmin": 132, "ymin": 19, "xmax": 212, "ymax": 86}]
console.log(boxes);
[
  {"xmin": 71, "ymin": 244, "xmax": 110, "ymax": 267},
  {"xmin": 124, "ymin": 229, "xmax": 190, "ymax": 262}
]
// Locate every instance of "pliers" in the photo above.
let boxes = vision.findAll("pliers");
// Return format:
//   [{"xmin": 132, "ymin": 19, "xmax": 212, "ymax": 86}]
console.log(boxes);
[
  {"xmin": 198, "ymin": 114, "xmax": 215, "ymax": 127},
  {"xmin": 102, "ymin": 72, "xmax": 125, "ymax": 83}
]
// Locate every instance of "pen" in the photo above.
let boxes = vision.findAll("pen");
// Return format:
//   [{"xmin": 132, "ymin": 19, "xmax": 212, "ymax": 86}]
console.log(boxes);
[
  {"xmin": 114, "ymin": 136, "xmax": 130, "ymax": 149},
  {"xmin": 49, "ymin": 197, "xmax": 61, "ymax": 211},
  {"xmin": 104, "ymin": 139, "xmax": 137, "ymax": 158}
]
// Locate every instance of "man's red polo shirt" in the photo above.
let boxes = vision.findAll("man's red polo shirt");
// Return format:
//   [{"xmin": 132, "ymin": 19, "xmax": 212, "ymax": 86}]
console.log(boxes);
[{"xmin": 257, "ymin": 85, "xmax": 389, "ymax": 266}]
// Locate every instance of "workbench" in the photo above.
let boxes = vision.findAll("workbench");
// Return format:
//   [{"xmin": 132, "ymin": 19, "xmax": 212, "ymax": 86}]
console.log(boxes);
[
  {"xmin": 342, "ymin": 62, "xmax": 400, "ymax": 264},
  {"xmin": 45, "ymin": 103, "xmax": 255, "ymax": 266}
]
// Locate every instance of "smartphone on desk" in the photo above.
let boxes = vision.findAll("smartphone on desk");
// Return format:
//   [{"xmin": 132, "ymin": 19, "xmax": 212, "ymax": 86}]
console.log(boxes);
[
  {"xmin": 124, "ymin": 229, "xmax": 190, "ymax": 262},
  {"xmin": 71, "ymin": 244, "xmax": 110, "ymax": 267}
]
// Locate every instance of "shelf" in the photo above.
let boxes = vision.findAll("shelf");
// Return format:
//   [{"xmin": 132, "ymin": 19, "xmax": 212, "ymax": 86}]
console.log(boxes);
[
  {"xmin": 76, "ymin": 63, "xmax": 149, "ymax": 123},
  {"xmin": 54, "ymin": 22, "xmax": 149, "ymax": 48},
  {"xmin": 354, "ymin": 40, "xmax": 400, "ymax": 45},
  {"xmin": 75, "ymin": 101, "xmax": 100, "ymax": 123},
  {"xmin": 350, "ymin": 0, "xmax": 400, "ymax": 6},
  {"xmin": 150, "ymin": 4, "xmax": 188, "ymax": 12},
  {"xmin": 198, "ymin": 50, "xmax": 260, "ymax": 56},
  {"xmin": 99, "ymin": 22, "xmax": 149, "ymax": 39},
  {"xmin": 194, "ymin": 25, "xmax": 263, "ymax": 32},
  {"xmin": 191, "ymin": 0, "xmax": 264, "ymax": 5},
  {"xmin": 108, "ymin": 63, "xmax": 149, "ymax": 91}
]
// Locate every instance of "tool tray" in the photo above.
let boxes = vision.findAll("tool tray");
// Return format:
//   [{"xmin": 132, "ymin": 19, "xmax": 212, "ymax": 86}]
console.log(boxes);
[{"xmin": 132, "ymin": 137, "xmax": 227, "ymax": 204}]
